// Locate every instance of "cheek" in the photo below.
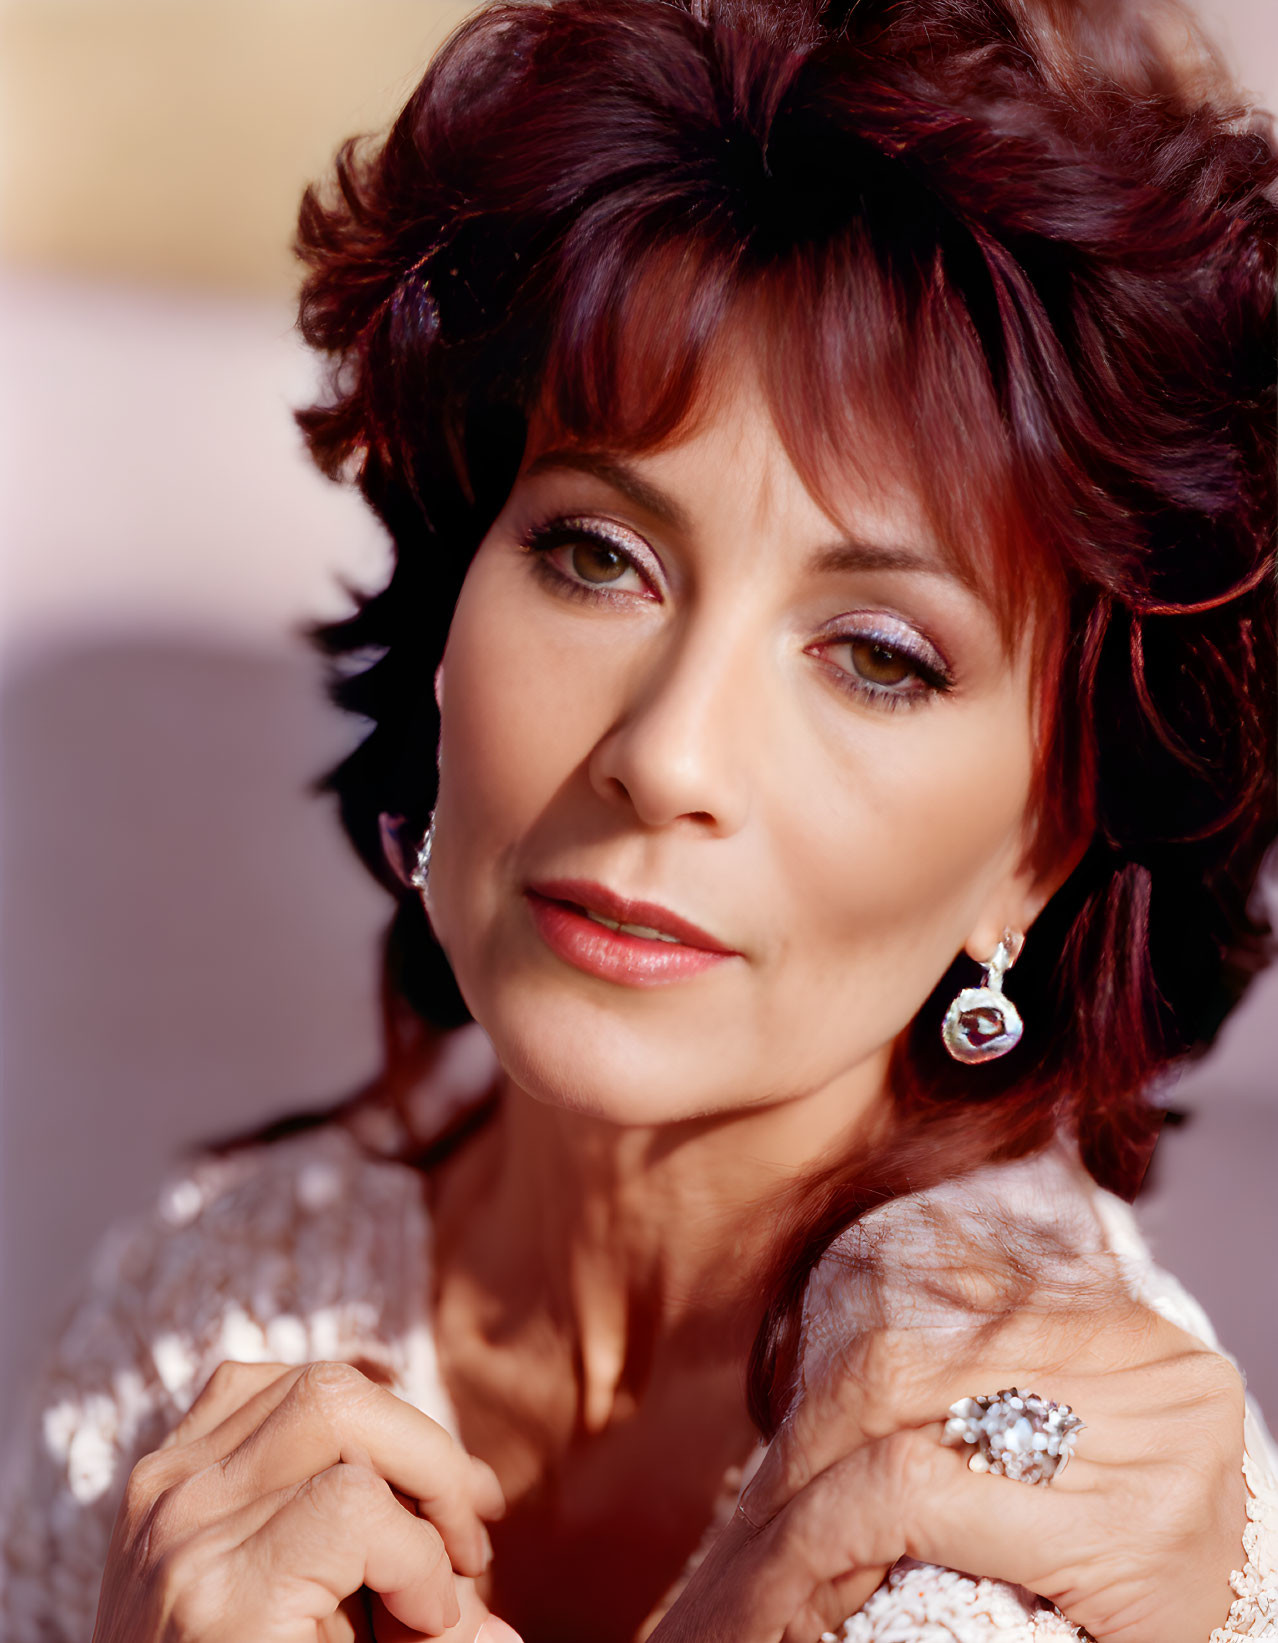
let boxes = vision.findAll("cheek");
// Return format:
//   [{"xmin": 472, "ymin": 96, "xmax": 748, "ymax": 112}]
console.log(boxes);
[
  {"xmin": 432, "ymin": 549, "xmax": 607, "ymax": 899},
  {"xmin": 773, "ymin": 694, "xmax": 1037, "ymax": 1016}
]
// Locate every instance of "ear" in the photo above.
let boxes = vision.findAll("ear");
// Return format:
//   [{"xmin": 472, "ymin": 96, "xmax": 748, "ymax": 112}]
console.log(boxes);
[
  {"xmin": 962, "ymin": 828, "xmax": 1090, "ymax": 967},
  {"xmin": 376, "ymin": 812, "xmax": 418, "ymax": 892}
]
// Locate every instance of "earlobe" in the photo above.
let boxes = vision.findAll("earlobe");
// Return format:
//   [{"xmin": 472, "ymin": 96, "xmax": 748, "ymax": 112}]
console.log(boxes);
[{"xmin": 964, "ymin": 828, "xmax": 1089, "ymax": 967}]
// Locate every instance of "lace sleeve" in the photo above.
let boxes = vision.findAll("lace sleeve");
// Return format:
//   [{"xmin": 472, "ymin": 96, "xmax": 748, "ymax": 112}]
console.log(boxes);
[
  {"xmin": 0, "ymin": 1126, "xmax": 442, "ymax": 1643},
  {"xmin": 0, "ymin": 1221, "xmax": 184, "ymax": 1643},
  {"xmin": 1093, "ymin": 1193, "xmax": 1278, "ymax": 1642},
  {"xmin": 1209, "ymin": 1402, "xmax": 1278, "ymax": 1642}
]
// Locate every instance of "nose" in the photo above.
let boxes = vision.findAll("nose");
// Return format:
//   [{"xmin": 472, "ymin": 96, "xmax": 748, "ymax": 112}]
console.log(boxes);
[{"xmin": 586, "ymin": 610, "xmax": 754, "ymax": 835}]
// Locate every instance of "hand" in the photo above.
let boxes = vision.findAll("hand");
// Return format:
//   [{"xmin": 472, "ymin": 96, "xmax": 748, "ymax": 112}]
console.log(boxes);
[
  {"xmin": 651, "ymin": 1298, "xmax": 1247, "ymax": 1643},
  {"xmin": 340, "ymin": 1574, "xmax": 521, "ymax": 1643},
  {"xmin": 92, "ymin": 1359, "xmax": 517, "ymax": 1643}
]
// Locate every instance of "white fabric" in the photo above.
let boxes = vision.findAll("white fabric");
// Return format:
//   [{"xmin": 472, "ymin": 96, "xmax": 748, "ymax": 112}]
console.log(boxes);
[{"xmin": 1, "ymin": 1021, "xmax": 1273, "ymax": 1640}]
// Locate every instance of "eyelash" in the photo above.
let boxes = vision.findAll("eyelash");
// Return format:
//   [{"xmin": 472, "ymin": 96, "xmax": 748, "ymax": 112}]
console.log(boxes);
[
  {"xmin": 518, "ymin": 515, "xmax": 955, "ymax": 712},
  {"xmin": 520, "ymin": 516, "xmax": 654, "ymax": 606}
]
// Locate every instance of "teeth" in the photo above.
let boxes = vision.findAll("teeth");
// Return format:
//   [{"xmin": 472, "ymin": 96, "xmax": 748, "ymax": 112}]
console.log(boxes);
[{"xmin": 583, "ymin": 908, "xmax": 683, "ymax": 943}]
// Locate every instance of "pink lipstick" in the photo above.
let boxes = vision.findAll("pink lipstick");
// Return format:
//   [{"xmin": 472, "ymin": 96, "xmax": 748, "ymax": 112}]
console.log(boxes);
[{"xmin": 524, "ymin": 877, "xmax": 739, "ymax": 988}]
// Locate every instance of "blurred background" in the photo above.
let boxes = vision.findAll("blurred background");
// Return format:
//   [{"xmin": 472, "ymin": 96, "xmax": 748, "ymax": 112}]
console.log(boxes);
[{"xmin": 0, "ymin": 0, "xmax": 1275, "ymax": 1435}]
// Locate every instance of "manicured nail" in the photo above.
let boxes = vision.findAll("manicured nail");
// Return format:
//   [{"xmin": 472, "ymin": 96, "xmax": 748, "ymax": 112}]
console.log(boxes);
[{"xmin": 477, "ymin": 1620, "xmax": 523, "ymax": 1643}]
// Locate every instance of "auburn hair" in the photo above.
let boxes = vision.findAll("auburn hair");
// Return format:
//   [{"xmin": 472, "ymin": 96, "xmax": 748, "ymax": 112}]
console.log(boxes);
[{"xmin": 291, "ymin": 0, "xmax": 1277, "ymax": 1431}]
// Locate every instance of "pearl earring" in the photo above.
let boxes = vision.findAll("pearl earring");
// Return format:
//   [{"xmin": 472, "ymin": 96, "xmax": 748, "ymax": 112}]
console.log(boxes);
[{"xmin": 942, "ymin": 928, "xmax": 1025, "ymax": 1063}]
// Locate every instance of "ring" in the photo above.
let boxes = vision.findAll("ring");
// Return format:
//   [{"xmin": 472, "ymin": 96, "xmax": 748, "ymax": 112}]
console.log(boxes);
[{"xmin": 941, "ymin": 1387, "xmax": 1084, "ymax": 1486}]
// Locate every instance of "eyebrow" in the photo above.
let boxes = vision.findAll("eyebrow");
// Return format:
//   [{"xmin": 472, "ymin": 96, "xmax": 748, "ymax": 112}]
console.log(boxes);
[
  {"xmin": 523, "ymin": 448, "xmax": 695, "ymax": 536},
  {"xmin": 522, "ymin": 447, "xmax": 970, "ymax": 588},
  {"xmin": 807, "ymin": 540, "xmax": 969, "ymax": 585}
]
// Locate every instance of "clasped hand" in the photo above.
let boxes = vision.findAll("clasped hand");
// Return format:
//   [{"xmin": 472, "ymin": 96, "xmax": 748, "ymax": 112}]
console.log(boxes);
[
  {"xmin": 92, "ymin": 1359, "xmax": 509, "ymax": 1643},
  {"xmin": 96, "ymin": 1300, "xmax": 1247, "ymax": 1643},
  {"xmin": 653, "ymin": 1295, "xmax": 1247, "ymax": 1643}
]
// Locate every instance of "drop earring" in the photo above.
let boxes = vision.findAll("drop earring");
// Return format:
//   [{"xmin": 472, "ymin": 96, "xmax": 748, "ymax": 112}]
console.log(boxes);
[
  {"xmin": 410, "ymin": 809, "xmax": 436, "ymax": 898},
  {"xmin": 942, "ymin": 927, "xmax": 1025, "ymax": 1063},
  {"xmin": 375, "ymin": 809, "xmax": 435, "ymax": 904}
]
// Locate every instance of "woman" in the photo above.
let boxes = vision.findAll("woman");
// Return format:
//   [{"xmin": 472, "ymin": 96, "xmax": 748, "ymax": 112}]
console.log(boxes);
[{"xmin": 1, "ymin": 0, "xmax": 1275, "ymax": 1637}]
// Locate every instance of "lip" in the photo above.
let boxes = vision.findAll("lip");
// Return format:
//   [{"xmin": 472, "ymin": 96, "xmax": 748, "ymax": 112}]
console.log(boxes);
[
  {"xmin": 527, "ymin": 877, "xmax": 737, "ymax": 952},
  {"xmin": 524, "ymin": 877, "xmax": 740, "ymax": 989}
]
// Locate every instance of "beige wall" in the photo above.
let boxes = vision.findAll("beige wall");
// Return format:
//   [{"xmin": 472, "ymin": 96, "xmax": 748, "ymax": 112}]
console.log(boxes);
[
  {"xmin": 1, "ymin": 0, "xmax": 1274, "ymax": 296},
  {"xmin": 0, "ymin": 0, "xmax": 473, "ymax": 293}
]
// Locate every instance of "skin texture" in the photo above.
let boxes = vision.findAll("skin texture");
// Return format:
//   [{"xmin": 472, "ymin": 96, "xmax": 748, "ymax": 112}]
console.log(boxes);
[
  {"xmin": 431, "ymin": 362, "xmax": 1064, "ymax": 1147},
  {"xmin": 93, "ymin": 357, "xmax": 1247, "ymax": 1643},
  {"xmin": 418, "ymin": 357, "xmax": 1087, "ymax": 1639}
]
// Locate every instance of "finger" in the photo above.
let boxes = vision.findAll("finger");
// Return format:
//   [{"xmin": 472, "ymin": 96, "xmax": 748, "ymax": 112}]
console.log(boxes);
[
  {"xmin": 368, "ymin": 1574, "xmax": 525, "ymax": 1643},
  {"xmin": 218, "ymin": 1361, "xmax": 498, "ymax": 1576},
  {"xmin": 324, "ymin": 1591, "xmax": 376, "ymax": 1643},
  {"xmin": 776, "ymin": 1427, "xmax": 1094, "ymax": 1607},
  {"xmin": 159, "ymin": 1361, "xmax": 298, "ymax": 1451},
  {"xmin": 744, "ymin": 1310, "xmax": 1216, "ymax": 1524},
  {"xmin": 741, "ymin": 1315, "xmax": 1062, "ymax": 1523},
  {"xmin": 171, "ymin": 1363, "xmax": 503, "ymax": 1525},
  {"xmin": 777, "ymin": 1565, "xmax": 889, "ymax": 1643},
  {"xmin": 699, "ymin": 1427, "xmax": 1094, "ymax": 1643},
  {"xmin": 223, "ymin": 1459, "xmax": 464, "ymax": 1636}
]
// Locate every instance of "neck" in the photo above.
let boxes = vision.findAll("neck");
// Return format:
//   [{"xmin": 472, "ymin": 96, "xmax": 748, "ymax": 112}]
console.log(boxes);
[{"xmin": 432, "ymin": 1047, "xmax": 894, "ymax": 1435}]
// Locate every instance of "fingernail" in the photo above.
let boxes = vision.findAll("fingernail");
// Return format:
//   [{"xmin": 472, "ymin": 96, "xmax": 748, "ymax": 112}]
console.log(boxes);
[{"xmin": 477, "ymin": 1620, "xmax": 523, "ymax": 1643}]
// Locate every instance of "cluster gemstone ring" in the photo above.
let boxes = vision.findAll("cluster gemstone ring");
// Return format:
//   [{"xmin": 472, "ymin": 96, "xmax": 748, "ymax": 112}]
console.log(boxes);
[{"xmin": 941, "ymin": 1388, "xmax": 1085, "ymax": 1487}]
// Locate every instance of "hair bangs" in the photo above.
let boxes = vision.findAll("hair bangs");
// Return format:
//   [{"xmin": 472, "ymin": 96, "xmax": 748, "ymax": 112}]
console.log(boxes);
[{"xmin": 528, "ymin": 216, "xmax": 1080, "ymax": 871}]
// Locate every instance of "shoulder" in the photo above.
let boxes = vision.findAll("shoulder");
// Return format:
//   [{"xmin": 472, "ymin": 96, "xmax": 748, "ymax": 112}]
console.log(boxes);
[
  {"xmin": 0, "ymin": 1123, "xmax": 443, "ymax": 1643},
  {"xmin": 796, "ymin": 1143, "xmax": 1114, "ymax": 1396},
  {"xmin": 787, "ymin": 1145, "xmax": 1278, "ymax": 1642}
]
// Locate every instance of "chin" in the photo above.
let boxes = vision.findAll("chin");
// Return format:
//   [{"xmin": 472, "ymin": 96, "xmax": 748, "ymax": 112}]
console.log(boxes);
[{"xmin": 469, "ymin": 977, "xmax": 745, "ymax": 1129}]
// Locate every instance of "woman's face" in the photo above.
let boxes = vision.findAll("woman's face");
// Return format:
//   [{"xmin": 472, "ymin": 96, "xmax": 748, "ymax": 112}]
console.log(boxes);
[{"xmin": 429, "ymin": 363, "xmax": 1058, "ymax": 1128}]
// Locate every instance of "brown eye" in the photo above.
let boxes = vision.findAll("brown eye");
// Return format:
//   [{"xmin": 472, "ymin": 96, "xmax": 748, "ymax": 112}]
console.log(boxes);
[
  {"xmin": 571, "ymin": 540, "xmax": 628, "ymax": 583},
  {"xmin": 849, "ymin": 639, "xmax": 913, "ymax": 686}
]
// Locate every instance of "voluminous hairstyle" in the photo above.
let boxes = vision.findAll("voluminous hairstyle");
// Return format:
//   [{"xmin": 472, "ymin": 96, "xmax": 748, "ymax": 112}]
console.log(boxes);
[{"xmin": 294, "ymin": 0, "xmax": 1277, "ymax": 1429}]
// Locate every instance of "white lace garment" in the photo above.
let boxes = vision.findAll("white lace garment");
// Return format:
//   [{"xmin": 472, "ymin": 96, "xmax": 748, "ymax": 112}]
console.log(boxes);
[{"xmin": 1, "ymin": 1022, "xmax": 1274, "ymax": 1641}]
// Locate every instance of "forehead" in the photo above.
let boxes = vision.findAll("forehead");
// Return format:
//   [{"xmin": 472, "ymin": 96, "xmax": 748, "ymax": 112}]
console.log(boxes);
[
  {"xmin": 524, "ymin": 386, "xmax": 955, "ymax": 574},
  {"xmin": 522, "ymin": 266, "xmax": 1071, "ymax": 664},
  {"xmin": 521, "ymin": 346, "xmax": 1000, "ymax": 607}
]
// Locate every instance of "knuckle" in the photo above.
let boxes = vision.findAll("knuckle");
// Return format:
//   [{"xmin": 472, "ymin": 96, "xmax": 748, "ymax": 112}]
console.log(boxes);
[
  {"xmin": 765, "ymin": 1426, "xmax": 814, "ymax": 1507},
  {"xmin": 877, "ymin": 1427, "xmax": 946, "ymax": 1511},
  {"xmin": 147, "ymin": 1473, "xmax": 211, "ymax": 1544},
  {"xmin": 310, "ymin": 1459, "xmax": 393, "ymax": 1518},
  {"xmin": 195, "ymin": 1358, "xmax": 290, "ymax": 1405},
  {"xmin": 1197, "ymin": 1351, "xmax": 1246, "ymax": 1414},
  {"xmin": 295, "ymin": 1359, "xmax": 371, "ymax": 1422},
  {"xmin": 198, "ymin": 1360, "xmax": 244, "ymax": 1401},
  {"xmin": 123, "ymin": 1449, "xmax": 179, "ymax": 1519},
  {"xmin": 160, "ymin": 1546, "xmax": 225, "ymax": 1638},
  {"xmin": 1166, "ymin": 1353, "xmax": 1246, "ymax": 1488},
  {"xmin": 1160, "ymin": 1468, "xmax": 1206, "ymax": 1539},
  {"xmin": 851, "ymin": 1332, "xmax": 924, "ymax": 1435}
]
